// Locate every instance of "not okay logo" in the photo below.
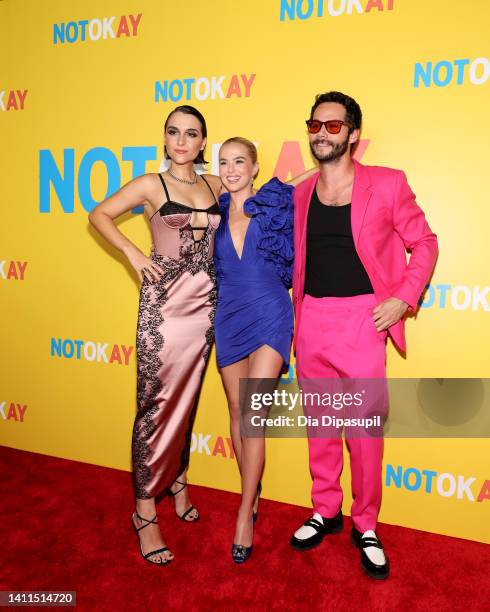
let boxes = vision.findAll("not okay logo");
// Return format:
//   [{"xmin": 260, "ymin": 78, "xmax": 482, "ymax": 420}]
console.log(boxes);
[
  {"xmin": 51, "ymin": 338, "xmax": 134, "ymax": 366},
  {"xmin": 155, "ymin": 74, "xmax": 256, "ymax": 103},
  {"xmin": 53, "ymin": 13, "xmax": 142, "ymax": 44},
  {"xmin": 0, "ymin": 89, "xmax": 28, "ymax": 112},
  {"xmin": 0, "ymin": 400, "xmax": 27, "ymax": 423},
  {"xmin": 0, "ymin": 260, "xmax": 28, "ymax": 280}
]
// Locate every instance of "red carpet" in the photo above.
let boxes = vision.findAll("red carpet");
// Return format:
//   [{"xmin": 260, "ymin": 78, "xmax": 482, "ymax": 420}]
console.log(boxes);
[{"xmin": 1, "ymin": 446, "xmax": 488, "ymax": 611}]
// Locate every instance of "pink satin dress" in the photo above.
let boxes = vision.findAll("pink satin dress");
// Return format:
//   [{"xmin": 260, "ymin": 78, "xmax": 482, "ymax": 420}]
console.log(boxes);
[{"xmin": 132, "ymin": 174, "xmax": 220, "ymax": 499}]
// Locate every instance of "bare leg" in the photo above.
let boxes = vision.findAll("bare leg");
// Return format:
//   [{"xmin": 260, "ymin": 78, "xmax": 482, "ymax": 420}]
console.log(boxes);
[
  {"xmin": 169, "ymin": 469, "xmax": 199, "ymax": 521},
  {"xmin": 133, "ymin": 497, "xmax": 174, "ymax": 563},
  {"xmin": 220, "ymin": 357, "xmax": 262, "ymax": 515},
  {"xmin": 234, "ymin": 345, "xmax": 283, "ymax": 547},
  {"xmin": 220, "ymin": 357, "xmax": 250, "ymax": 471}
]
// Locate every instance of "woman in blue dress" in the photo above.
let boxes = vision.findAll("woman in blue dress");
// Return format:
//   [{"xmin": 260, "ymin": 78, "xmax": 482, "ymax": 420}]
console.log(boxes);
[{"xmin": 214, "ymin": 137, "xmax": 310, "ymax": 562}]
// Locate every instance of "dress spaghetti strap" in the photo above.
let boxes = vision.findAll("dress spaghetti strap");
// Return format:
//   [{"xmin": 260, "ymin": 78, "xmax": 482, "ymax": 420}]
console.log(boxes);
[
  {"xmin": 200, "ymin": 175, "xmax": 218, "ymax": 204},
  {"xmin": 158, "ymin": 174, "xmax": 171, "ymax": 202}
]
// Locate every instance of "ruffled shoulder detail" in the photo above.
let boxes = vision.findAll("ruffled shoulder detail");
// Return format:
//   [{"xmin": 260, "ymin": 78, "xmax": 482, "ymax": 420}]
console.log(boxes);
[
  {"xmin": 244, "ymin": 177, "xmax": 294, "ymax": 288},
  {"xmin": 218, "ymin": 191, "xmax": 231, "ymax": 211}
]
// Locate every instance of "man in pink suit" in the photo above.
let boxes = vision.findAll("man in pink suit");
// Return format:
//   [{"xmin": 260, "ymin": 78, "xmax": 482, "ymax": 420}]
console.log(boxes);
[{"xmin": 289, "ymin": 91, "xmax": 438, "ymax": 579}]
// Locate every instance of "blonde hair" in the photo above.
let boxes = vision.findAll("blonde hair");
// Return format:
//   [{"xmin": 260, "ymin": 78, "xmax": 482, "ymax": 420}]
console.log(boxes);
[{"xmin": 220, "ymin": 137, "xmax": 258, "ymax": 164}]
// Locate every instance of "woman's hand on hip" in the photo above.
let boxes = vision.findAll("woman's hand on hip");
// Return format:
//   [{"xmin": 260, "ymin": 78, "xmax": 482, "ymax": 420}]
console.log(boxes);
[{"xmin": 124, "ymin": 245, "xmax": 164, "ymax": 284}]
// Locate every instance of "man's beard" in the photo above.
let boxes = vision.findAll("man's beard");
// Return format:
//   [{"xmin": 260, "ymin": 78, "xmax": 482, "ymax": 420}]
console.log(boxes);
[{"xmin": 309, "ymin": 135, "xmax": 349, "ymax": 163}]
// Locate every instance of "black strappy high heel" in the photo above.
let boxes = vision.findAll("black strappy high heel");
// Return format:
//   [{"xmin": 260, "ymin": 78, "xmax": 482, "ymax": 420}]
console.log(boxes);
[
  {"xmin": 167, "ymin": 480, "xmax": 200, "ymax": 522},
  {"xmin": 132, "ymin": 511, "xmax": 173, "ymax": 565}
]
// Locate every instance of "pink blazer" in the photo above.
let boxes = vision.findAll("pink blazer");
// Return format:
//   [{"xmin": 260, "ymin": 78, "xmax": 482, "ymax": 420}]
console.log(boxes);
[{"xmin": 292, "ymin": 160, "xmax": 438, "ymax": 353}]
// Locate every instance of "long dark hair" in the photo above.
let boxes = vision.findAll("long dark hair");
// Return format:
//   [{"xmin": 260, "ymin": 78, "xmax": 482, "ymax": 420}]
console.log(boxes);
[{"xmin": 164, "ymin": 105, "xmax": 208, "ymax": 164}]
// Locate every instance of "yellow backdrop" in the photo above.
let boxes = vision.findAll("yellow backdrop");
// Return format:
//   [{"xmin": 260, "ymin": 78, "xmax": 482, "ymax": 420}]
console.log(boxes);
[{"xmin": 1, "ymin": 0, "xmax": 489, "ymax": 543}]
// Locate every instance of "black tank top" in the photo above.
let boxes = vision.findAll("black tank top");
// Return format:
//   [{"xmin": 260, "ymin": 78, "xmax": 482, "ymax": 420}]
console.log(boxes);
[{"xmin": 305, "ymin": 188, "xmax": 373, "ymax": 297}]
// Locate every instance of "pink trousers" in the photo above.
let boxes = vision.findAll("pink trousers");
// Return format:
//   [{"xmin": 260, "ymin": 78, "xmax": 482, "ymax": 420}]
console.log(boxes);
[{"xmin": 296, "ymin": 293, "xmax": 387, "ymax": 532}]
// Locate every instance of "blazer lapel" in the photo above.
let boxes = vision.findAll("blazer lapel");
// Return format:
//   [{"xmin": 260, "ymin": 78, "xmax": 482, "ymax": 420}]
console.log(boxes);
[
  {"xmin": 299, "ymin": 172, "xmax": 320, "ymax": 256},
  {"xmin": 351, "ymin": 160, "xmax": 372, "ymax": 249}
]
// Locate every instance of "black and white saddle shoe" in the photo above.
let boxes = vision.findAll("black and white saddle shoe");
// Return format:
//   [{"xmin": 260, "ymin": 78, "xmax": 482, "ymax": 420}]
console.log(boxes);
[
  {"xmin": 351, "ymin": 527, "xmax": 389, "ymax": 580},
  {"xmin": 290, "ymin": 511, "xmax": 343, "ymax": 551}
]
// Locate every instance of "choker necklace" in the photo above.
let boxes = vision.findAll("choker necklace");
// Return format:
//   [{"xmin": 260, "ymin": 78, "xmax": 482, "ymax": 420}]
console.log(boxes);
[{"xmin": 167, "ymin": 168, "xmax": 198, "ymax": 185}]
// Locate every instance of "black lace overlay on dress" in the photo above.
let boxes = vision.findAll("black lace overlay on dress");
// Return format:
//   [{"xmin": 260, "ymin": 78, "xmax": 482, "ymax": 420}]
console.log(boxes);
[
  {"xmin": 132, "ymin": 276, "xmax": 167, "ymax": 500},
  {"xmin": 131, "ymin": 232, "xmax": 218, "ymax": 500}
]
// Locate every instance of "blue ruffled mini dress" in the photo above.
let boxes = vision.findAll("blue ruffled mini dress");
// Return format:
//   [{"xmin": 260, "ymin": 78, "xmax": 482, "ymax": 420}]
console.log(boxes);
[{"xmin": 214, "ymin": 178, "xmax": 294, "ymax": 369}]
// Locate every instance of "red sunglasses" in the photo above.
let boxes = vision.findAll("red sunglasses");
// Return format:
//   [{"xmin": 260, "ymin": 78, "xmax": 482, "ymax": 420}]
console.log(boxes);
[{"xmin": 305, "ymin": 119, "xmax": 352, "ymax": 134}]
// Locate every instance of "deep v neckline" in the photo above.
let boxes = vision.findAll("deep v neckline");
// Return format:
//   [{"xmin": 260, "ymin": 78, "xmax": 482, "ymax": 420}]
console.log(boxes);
[{"xmin": 227, "ymin": 209, "xmax": 252, "ymax": 262}]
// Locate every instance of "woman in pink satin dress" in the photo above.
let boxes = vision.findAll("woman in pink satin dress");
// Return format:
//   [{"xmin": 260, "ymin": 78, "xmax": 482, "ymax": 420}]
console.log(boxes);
[{"xmin": 89, "ymin": 106, "xmax": 221, "ymax": 566}]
